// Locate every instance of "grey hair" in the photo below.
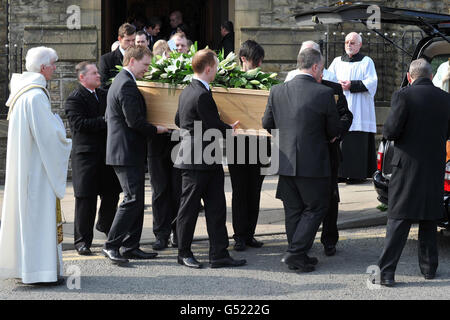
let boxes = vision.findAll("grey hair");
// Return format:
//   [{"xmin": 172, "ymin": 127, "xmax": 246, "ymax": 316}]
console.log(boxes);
[
  {"xmin": 75, "ymin": 61, "xmax": 96, "ymax": 80},
  {"xmin": 409, "ymin": 58, "xmax": 432, "ymax": 79},
  {"xmin": 299, "ymin": 41, "xmax": 321, "ymax": 54},
  {"xmin": 297, "ymin": 47, "xmax": 323, "ymax": 70},
  {"xmin": 25, "ymin": 46, "xmax": 58, "ymax": 73}
]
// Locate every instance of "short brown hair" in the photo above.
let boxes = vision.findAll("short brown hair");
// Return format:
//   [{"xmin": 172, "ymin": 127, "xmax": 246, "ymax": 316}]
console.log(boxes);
[
  {"xmin": 118, "ymin": 23, "xmax": 136, "ymax": 38},
  {"xmin": 75, "ymin": 61, "xmax": 96, "ymax": 80},
  {"xmin": 192, "ymin": 49, "xmax": 217, "ymax": 74},
  {"xmin": 123, "ymin": 46, "xmax": 153, "ymax": 66}
]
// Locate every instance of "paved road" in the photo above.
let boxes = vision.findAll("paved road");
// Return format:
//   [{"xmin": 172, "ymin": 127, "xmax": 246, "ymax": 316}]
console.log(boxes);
[{"xmin": 2, "ymin": 225, "xmax": 450, "ymax": 302}]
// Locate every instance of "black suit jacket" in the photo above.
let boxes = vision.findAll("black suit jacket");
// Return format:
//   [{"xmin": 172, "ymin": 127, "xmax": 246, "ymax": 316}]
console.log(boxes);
[
  {"xmin": 106, "ymin": 69, "xmax": 158, "ymax": 166},
  {"xmin": 174, "ymin": 79, "xmax": 231, "ymax": 170},
  {"xmin": 220, "ymin": 32, "xmax": 235, "ymax": 57},
  {"xmin": 65, "ymin": 85, "xmax": 121, "ymax": 197},
  {"xmin": 99, "ymin": 48, "xmax": 123, "ymax": 90},
  {"xmin": 262, "ymin": 74, "xmax": 340, "ymax": 177},
  {"xmin": 384, "ymin": 77, "xmax": 450, "ymax": 220}
]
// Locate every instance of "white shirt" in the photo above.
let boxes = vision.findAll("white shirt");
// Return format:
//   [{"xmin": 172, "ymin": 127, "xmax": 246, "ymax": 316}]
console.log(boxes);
[
  {"xmin": 193, "ymin": 76, "xmax": 210, "ymax": 91},
  {"xmin": 119, "ymin": 46, "xmax": 126, "ymax": 58}
]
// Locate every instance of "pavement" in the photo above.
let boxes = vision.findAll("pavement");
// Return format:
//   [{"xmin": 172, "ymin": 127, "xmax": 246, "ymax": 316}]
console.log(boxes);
[{"xmin": 46, "ymin": 172, "xmax": 386, "ymax": 251}]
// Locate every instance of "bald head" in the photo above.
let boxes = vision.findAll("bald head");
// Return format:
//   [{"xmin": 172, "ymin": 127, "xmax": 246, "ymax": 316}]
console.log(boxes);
[{"xmin": 345, "ymin": 32, "xmax": 362, "ymax": 57}]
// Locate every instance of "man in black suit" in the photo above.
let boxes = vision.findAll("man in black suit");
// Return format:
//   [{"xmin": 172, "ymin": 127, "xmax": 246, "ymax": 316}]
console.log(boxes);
[
  {"xmin": 230, "ymin": 40, "xmax": 266, "ymax": 252},
  {"xmin": 99, "ymin": 23, "xmax": 136, "ymax": 90},
  {"xmin": 103, "ymin": 46, "xmax": 169, "ymax": 265},
  {"xmin": 65, "ymin": 62, "xmax": 122, "ymax": 256},
  {"xmin": 144, "ymin": 17, "xmax": 161, "ymax": 51},
  {"xmin": 262, "ymin": 48, "xmax": 340, "ymax": 272},
  {"xmin": 319, "ymin": 77, "xmax": 353, "ymax": 256},
  {"xmin": 376, "ymin": 59, "xmax": 450, "ymax": 286},
  {"xmin": 174, "ymin": 48, "xmax": 245, "ymax": 269},
  {"xmin": 220, "ymin": 21, "xmax": 234, "ymax": 57}
]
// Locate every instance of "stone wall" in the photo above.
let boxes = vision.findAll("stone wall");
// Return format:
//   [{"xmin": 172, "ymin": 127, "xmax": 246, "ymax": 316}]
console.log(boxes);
[
  {"xmin": 0, "ymin": 0, "xmax": 102, "ymax": 181},
  {"xmin": 0, "ymin": 0, "xmax": 8, "ymax": 109}
]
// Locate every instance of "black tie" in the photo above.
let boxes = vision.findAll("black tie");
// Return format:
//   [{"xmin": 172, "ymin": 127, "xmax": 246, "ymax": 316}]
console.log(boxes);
[{"xmin": 92, "ymin": 90, "xmax": 99, "ymax": 102}]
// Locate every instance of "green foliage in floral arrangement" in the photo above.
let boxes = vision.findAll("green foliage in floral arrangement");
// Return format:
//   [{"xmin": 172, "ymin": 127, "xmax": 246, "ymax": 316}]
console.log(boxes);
[{"xmin": 118, "ymin": 42, "xmax": 279, "ymax": 90}]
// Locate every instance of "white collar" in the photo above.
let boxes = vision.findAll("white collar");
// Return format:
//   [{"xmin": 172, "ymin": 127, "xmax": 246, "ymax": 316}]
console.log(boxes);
[
  {"xmin": 119, "ymin": 46, "xmax": 126, "ymax": 57},
  {"xmin": 83, "ymin": 86, "xmax": 96, "ymax": 94},
  {"xmin": 193, "ymin": 76, "xmax": 210, "ymax": 91},
  {"xmin": 298, "ymin": 71, "xmax": 314, "ymax": 78},
  {"xmin": 123, "ymin": 67, "xmax": 136, "ymax": 82}
]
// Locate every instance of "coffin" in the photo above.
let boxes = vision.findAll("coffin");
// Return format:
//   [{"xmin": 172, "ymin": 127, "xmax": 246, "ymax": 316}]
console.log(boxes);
[{"xmin": 137, "ymin": 81, "xmax": 270, "ymax": 135}]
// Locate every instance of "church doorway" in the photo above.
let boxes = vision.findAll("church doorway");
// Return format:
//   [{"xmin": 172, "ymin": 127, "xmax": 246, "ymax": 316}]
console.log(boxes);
[{"xmin": 101, "ymin": 0, "xmax": 230, "ymax": 54}]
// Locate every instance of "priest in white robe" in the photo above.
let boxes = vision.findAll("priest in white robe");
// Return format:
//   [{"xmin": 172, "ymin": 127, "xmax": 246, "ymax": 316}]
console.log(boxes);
[
  {"xmin": 328, "ymin": 32, "xmax": 378, "ymax": 183},
  {"xmin": 0, "ymin": 46, "xmax": 72, "ymax": 285},
  {"xmin": 433, "ymin": 59, "xmax": 449, "ymax": 92}
]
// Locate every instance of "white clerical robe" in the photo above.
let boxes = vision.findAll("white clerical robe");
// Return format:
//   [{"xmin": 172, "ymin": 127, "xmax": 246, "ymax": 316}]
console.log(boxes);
[
  {"xmin": 433, "ymin": 61, "xmax": 449, "ymax": 92},
  {"xmin": 0, "ymin": 72, "xmax": 72, "ymax": 284},
  {"xmin": 328, "ymin": 55, "xmax": 378, "ymax": 133}
]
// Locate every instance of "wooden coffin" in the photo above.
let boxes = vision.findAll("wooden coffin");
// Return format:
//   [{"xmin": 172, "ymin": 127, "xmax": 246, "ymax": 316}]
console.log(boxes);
[{"xmin": 137, "ymin": 81, "xmax": 270, "ymax": 135}]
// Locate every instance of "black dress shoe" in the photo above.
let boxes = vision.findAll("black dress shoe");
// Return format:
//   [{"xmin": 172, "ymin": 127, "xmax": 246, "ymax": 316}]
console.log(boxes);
[
  {"xmin": 102, "ymin": 248, "xmax": 129, "ymax": 265},
  {"xmin": 324, "ymin": 245, "xmax": 336, "ymax": 256},
  {"xmin": 210, "ymin": 256, "xmax": 247, "ymax": 268},
  {"xmin": 282, "ymin": 253, "xmax": 315, "ymax": 272},
  {"xmin": 246, "ymin": 238, "xmax": 264, "ymax": 248},
  {"xmin": 234, "ymin": 240, "xmax": 246, "ymax": 251},
  {"xmin": 424, "ymin": 273, "xmax": 436, "ymax": 280},
  {"xmin": 152, "ymin": 238, "xmax": 168, "ymax": 251},
  {"xmin": 287, "ymin": 255, "xmax": 318, "ymax": 269},
  {"xmin": 177, "ymin": 256, "xmax": 203, "ymax": 269},
  {"xmin": 380, "ymin": 278, "xmax": 395, "ymax": 287},
  {"xmin": 122, "ymin": 248, "xmax": 158, "ymax": 260},
  {"xmin": 76, "ymin": 246, "xmax": 92, "ymax": 256}
]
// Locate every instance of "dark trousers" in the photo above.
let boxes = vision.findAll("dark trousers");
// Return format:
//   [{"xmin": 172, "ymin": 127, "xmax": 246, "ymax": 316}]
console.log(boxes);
[
  {"xmin": 277, "ymin": 175, "xmax": 330, "ymax": 256},
  {"xmin": 177, "ymin": 168, "xmax": 230, "ymax": 260},
  {"xmin": 74, "ymin": 193, "xmax": 119, "ymax": 249},
  {"xmin": 320, "ymin": 172, "xmax": 339, "ymax": 247},
  {"xmin": 148, "ymin": 155, "xmax": 181, "ymax": 240},
  {"xmin": 378, "ymin": 218, "xmax": 438, "ymax": 278},
  {"xmin": 105, "ymin": 165, "xmax": 145, "ymax": 253},
  {"xmin": 339, "ymin": 131, "xmax": 377, "ymax": 180},
  {"xmin": 228, "ymin": 163, "xmax": 265, "ymax": 242}
]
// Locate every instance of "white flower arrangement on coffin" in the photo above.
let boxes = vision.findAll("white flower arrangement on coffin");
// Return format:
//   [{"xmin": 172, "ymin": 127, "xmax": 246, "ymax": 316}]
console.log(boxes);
[{"xmin": 139, "ymin": 42, "xmax": 279, "ymax": 90}]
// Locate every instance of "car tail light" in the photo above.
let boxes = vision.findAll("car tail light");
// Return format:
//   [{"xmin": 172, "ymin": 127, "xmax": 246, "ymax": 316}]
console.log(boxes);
[
  {"xmin": 446, "ymin": 141, "xmax": 450, "ymax": 192},
  {"xmin": 445, "ymin": 161, "xmax": 450, "ymax": 193},
  {"xmin": 377, "ymin": 143, "xmax": 384, "ymax": 171}
]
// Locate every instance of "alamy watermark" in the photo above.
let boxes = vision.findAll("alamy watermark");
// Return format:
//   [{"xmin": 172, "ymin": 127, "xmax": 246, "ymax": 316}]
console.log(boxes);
[
  {"xmin": 366, "ymin": 5, "xmax": 381, "ymax": 30},
  {"xmin": 67, "ymin": 5, "xmax": 81, "ymax": 30}
]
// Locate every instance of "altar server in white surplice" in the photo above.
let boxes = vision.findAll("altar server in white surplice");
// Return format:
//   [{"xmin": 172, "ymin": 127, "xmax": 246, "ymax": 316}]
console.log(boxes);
[
  {"xmin": 0, "ymin": 47, "xmax": 72, "ymax": 285},
  {"xmin": 328, "ymin": 32, "xmax": 378, "ymax": 184},
  {"xmin": 433, "ymin": 60, "xmax": 449, "ymax": 92}
]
